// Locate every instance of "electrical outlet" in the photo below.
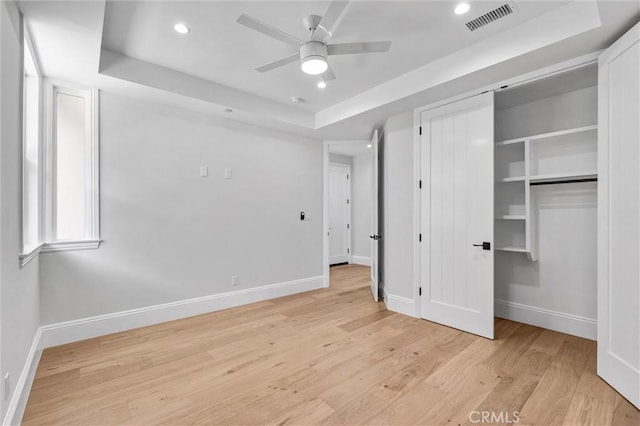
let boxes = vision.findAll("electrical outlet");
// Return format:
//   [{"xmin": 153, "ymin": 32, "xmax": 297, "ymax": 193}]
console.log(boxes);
[
  {"xmin": 224, "ymin": 169, "xmax": 233, "ymax": 179},
  {"xmin": 232, "ymin": 275, "xmax": 239, "ymax": 286},
  {"xmin": 200, "ymin": 166, "xmax": 208, "ymax": 177},
  {"xmin": 4, "ymin": 373, "xmax": 10, "ymax": 401}
]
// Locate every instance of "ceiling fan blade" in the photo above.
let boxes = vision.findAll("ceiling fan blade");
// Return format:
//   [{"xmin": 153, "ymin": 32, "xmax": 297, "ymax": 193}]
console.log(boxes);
[
  {"xmin": 311, "ymin": 1, "xmax": 351, "ymax": 42},
  {"xmin": 327, "ymin": 41, "xmax": 392, "ymax": 56},
  {"xmin": 255, "ymin": 54, "xmax": 300, "ymax": 72},
  {"xmin": 237, "ymin": 14, "xmax": 304, "ymax": 47},
  {"xmin": 322, "ymin": 65, "xmax": 336, "ymax": 81}
]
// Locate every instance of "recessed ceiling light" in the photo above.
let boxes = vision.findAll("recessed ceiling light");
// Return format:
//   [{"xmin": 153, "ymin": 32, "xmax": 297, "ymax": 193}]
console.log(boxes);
[
  {"xmin": 317, "ymin": 81, "xmax": 327, "ymax": 89},
  {"xmin": 174, "ymin": 23, "xmax": 190, "ymax": 34},
  {"xmin": 290, "ymin": 97, "xmax": 305, "ymax": 104},
  {"xmin": 454, "ymin": 3, "xmax": 470, "ymax": 15},
  {"xmin": 367, "ymin": 144, "xmax": 372, "ymax": 148}
]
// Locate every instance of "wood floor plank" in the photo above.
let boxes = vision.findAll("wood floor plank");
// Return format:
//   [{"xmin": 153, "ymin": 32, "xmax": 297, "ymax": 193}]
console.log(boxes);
[{"xmin": 22, "ymin": 265, "xmax": 639, "ymax": 425}]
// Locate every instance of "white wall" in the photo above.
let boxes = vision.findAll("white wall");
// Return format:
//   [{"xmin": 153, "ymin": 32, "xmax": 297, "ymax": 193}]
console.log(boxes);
[
  {"xmin": 351, "ymin": 153, "xmax": 371, "ymax": 262},
  {"xmin": 382, "ymin": 112, "xmax": 415, "ymax": 301},
  {"xmin": 39, "ymin": 91, "xmax": 323, "ymax": 325},
  {"xmin": 0, "ymin": 2, "xmax": 41, "ymax": 421},
  {"xmin": 328, "ymin": 153, "xmax": 352, "ymax": 166}
]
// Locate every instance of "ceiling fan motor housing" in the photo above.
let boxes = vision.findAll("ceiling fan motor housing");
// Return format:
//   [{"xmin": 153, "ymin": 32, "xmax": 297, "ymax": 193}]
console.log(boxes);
[{"xmin": 300, "ymin": 41, "xmax": 328, "ymax": 62}]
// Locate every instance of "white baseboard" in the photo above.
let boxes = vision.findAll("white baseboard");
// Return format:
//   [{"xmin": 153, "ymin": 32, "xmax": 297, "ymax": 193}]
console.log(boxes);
[
  {"xmin": 350, "ymin": 256, "xmax": 371, "ymax": 266},
  {"xmin": 386, "ymin": 294, "xmax": 418, "ymax": 318},
  {"xmin": 40, "ymin": 275, "xmax": 324, "ymax": 349},
  {"xmin": 495, "ymin": 299, "xmax": 596, "ymax": 340},
  {"xmin": 2, "ymin": 329, "xmax": 42, "ymax": 426}
]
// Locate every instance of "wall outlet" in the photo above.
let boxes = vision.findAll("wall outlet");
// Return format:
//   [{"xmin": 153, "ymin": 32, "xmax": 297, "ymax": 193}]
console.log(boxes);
[
  {"xmin": 232, "ymin": 275, "xmax": 239, "ymax": 286},
  {"xmin": 200, "ymin": 166, "xmax": 208, "ymax": 177},
  {"xmin": 224, "ymin": 169, "xmax": 233, "ymax": 179},
  {"xmin": 4, "ymin": 373, "xmax": 10, "ymax": 401}
]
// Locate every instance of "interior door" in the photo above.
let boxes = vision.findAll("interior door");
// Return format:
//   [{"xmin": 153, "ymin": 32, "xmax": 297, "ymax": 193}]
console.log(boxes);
[
  {"xmin": 370, "ymin": 129, "xmax": 380, "ymax": 302},
  {"xmin": 597, "ymin": 22, "xmax": 640, "ymax": 409},
  {"xmin": 420, "ymin": 92, "xmax": 495, "ymax": 339},
  {"xmin": 329, "ymin": 163, "xmax": 350, "ymax": 265}
]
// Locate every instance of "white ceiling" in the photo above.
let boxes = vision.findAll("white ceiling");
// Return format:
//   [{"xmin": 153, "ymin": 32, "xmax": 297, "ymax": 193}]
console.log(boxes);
[
  {"xmin": 102, "ymin": 1, "xmax": 568, "ymax": 112},
  {"xmin": 18, "ymin": 1, "xmax": 640, "ymax": 140}
]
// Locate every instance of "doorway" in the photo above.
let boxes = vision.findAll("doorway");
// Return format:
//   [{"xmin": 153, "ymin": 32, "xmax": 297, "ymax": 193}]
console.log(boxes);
[{"xmin": 323, "ymin": 132, "xmax": 381, "ymax": 301}]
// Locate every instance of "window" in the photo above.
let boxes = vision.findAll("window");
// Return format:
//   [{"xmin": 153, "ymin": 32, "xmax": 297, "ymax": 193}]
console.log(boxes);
[
  {"xmin": 21, "ymin": 33, "xmax": 42, "ymax": 262},
  {"xmin": 43, "ymin": 83, "xmax": 100, "ymax": 251},
  {"xmin": 20, "ymin": 34, "xmax": 100, "ymax": 265}
]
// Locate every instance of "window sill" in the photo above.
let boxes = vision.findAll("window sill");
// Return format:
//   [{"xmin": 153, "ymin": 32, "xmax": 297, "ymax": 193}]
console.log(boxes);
[
  {"xmin": 20, "ymin": 243, "xmax": 44, "ymax": 267},
  {"xmin": 40, "ymin": 239, "xmax": 102, "ymax": 253}
]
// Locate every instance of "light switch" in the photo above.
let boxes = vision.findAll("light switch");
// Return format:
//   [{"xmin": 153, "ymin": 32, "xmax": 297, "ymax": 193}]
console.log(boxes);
[
  {"xmin": 200, "ymin": 166, "xmax": 208, "ymax": 177},
  {"xmin": 224, "ymin": 169, "xmax": 233, "ymax": 179}
]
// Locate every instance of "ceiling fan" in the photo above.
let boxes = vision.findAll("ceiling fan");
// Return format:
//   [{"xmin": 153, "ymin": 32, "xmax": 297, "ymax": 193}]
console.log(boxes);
[{"xmin": 236, "ymin": 1, "xmax": 392, "ymax": 81}]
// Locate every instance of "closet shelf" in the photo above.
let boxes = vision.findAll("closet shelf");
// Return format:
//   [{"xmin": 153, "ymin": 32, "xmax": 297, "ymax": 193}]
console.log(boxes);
[
  {"xmin": 529, "ymin": 172, "xmax": 597, "ymax": 184},
  {"xmin": 496, "ymin": 124, "xmax": 597, "ymax": 145},
  {"xmin": 496, "ymin": 246, "xmax": 528, "ymax": 253},
  {"xmin": 496, "ymin": 215, "xmax": 526, "ymax": 220},
  {"xmin": 497, "ymin": 176, "xmax": 526, "ymax": 183}
]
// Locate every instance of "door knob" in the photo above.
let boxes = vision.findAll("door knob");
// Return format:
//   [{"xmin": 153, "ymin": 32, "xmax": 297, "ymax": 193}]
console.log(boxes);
[{"xmin": 473, "ymin": 242, "xmax": 491, "ymax": 250}]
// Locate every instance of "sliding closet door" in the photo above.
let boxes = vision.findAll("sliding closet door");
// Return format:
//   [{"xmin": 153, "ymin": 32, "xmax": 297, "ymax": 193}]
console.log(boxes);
[
  {"xmin": 420, "ymin": 92, "xmax": 494, "ymax": 339},
  {"xmin": 598, "ymin": 22, "xmax": 640, "ymax": 409}
]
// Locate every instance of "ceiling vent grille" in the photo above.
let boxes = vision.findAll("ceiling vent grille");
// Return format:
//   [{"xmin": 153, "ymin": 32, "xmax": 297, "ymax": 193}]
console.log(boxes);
[{"xmin": 465, "ymin": 4, "xmax": 514, "ymax": 31}]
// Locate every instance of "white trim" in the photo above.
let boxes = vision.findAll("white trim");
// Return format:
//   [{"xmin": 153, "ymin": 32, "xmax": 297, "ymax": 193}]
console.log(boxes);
[
  {"xmin": 19, "ymin": 243, "xmax": 43, "ymax": 267},
  {"xmin": 39, "ymin": 275, "xmax": 323, "ymax": 348},
  {"xmin": 495, "ymin": 299, "xmax": 596, "ymax": 340},
  {"xmin": 350, "ymin": 255, "xmax": 371, "ymax": 266},
  {"xmin": 386, "ymin": 294, "xmax": 418, "ymax": 318},
  {"xmin": 40, "ymin": 239, "xmax": 101, "ymax": 253},
  {"xmin": 2, "ymin": 329, "xmax": 43, "ymax": 426}
]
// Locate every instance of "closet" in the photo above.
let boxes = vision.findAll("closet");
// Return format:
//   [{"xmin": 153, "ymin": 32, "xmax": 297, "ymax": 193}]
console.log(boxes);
[
  {"xmin": 417, "ymin": 22, "xmax": 639, "ymax": 408},
  {"xmin": 494, "ymin": 64, "xmax": 598, "ymax": 340}
]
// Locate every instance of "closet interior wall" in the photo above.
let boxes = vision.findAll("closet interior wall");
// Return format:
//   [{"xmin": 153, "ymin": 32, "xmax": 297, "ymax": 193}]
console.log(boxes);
[{"xmin": 493, "ymin": 65, "xmax": 599, "ymax": 339}]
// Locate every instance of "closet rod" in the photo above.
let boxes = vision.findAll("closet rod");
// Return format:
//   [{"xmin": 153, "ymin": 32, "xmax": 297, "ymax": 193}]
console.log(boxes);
[{"xmin": 530, "ymin": 178, "xmax": 598, "ymax": 186}]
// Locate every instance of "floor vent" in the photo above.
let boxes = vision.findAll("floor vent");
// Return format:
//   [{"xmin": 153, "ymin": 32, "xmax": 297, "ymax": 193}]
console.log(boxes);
[{"xmin": 465, "ymin": 4, "xmax": 514, "ymax": 31}]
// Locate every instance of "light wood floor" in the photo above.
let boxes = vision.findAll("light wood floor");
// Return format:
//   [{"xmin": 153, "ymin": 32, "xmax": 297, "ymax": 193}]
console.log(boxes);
[{"xmin": 23, "ymin": 265, "xmax": 639, "ymax": 425}]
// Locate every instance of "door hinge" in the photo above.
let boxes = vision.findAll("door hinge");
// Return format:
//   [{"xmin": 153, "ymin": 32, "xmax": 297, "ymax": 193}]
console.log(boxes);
[
  {"xmin": 419, "ymin": 180, "xmax": 422, "ymax": 189},
  {"xmin": 347, "ymin": 248, "xmax": 350, "ymax": 254},
  {"xmin": 347, "ymin": 174, "xmax": 349, "ymax": 180},
  {"xmin": 347, "ymin": 223, "xmax": 350, "ymax": 229},
  {"xmin": 419, "ymin": 287, "xmax": 422, "ymax": 296},
  {"xmin": 419, "ymin": 233, "xmax": 422, "ymax": 242},
  {"xmin": 419, "ymin": 126, "xmax": 422, "ymax": 135},
  {"xmin": 347, "ymin": 198, "xmax": 350, "ymax": 204}
]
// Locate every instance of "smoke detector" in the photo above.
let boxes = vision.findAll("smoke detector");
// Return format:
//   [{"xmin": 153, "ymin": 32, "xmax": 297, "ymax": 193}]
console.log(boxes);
[{"xmin": 290, "ymin": 97, "xmax": 305, "ymax": 105}]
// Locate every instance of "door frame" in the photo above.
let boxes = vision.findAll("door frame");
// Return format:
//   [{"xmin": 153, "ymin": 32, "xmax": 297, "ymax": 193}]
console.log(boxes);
[
  {"xmin": 411, "ymin": 50, "xmax": 601, "ymax": 318},
  {"xmin": 323, "ymin": 139, "xmax": 370, "ymax": 287},
  {"xmin": 328, "ymin": 162, "xmax": 352, "ymax": 266}
]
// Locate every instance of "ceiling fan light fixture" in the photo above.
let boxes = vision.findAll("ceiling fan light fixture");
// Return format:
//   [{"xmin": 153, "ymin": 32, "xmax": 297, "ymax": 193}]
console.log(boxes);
[{"xmin": 301, "ymin": 57, "xmax": 328, "ymax": 75}]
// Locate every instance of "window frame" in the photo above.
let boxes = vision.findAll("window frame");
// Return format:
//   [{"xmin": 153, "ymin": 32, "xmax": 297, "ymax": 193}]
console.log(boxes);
[
  {"xmin": 42, "ymin": 80, "xmax": 100, "ymax": 252},
  {"xmin": 20, "ymin": 26, "xmax": 44, "ymax": 266}
]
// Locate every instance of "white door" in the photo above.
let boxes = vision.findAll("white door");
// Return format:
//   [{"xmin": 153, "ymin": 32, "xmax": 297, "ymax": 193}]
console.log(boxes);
[
  {"xmin": 329, "ymin": 163, "xmax": 350, "ymax": 265},
  {"xmin": 597, "ymin": 22, "xmax": 640, "ymax": 409},
  {"xmin": 420, "ymin": 92, "xmax": 495, "ymax": 339},
  {"xmin": 370, "ymin": 129, "xmax": 380, "ymax": 302}
]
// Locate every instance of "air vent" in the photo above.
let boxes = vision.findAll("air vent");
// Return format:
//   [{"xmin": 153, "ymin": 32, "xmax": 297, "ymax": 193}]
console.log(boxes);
[{"xmin": 465, "ymin": 4, "xmax": 514, "ymax": 31}]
